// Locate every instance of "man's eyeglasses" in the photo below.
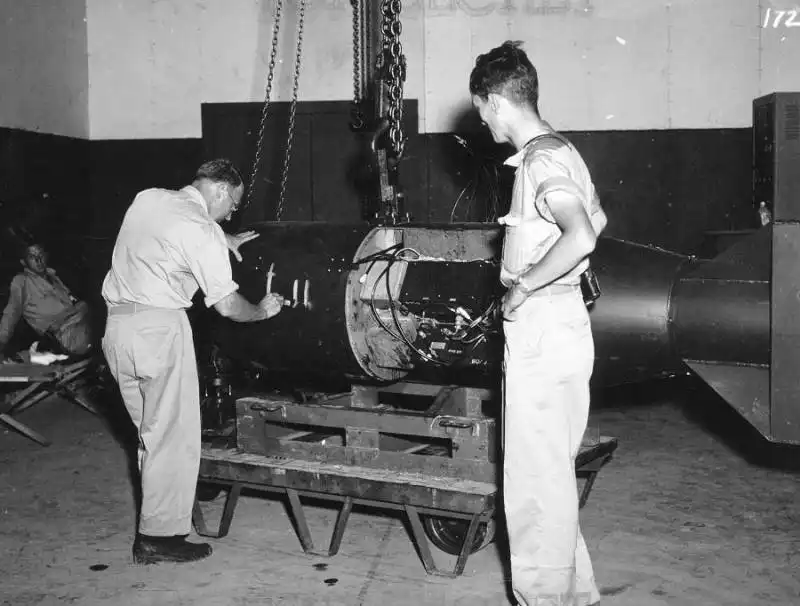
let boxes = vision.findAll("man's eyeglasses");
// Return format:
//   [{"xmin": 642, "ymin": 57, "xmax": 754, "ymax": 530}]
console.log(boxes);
[{"xmin": 226, "ymin": 189, "xmax": 242, "ymax": 212}]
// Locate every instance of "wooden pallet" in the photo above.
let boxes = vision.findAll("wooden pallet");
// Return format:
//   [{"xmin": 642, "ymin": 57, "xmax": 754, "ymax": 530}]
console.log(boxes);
[{"xmin": 235, "ymin": 383, "xmax": 498, "ymax": 483}]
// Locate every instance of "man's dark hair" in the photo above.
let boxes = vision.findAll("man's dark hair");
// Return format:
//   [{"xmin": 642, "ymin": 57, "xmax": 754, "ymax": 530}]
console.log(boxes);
[
  {"xmin": 15, "ymin": 237, "xmax": 41, "ymax": 260},
  {"xmin": 195, "ymin": 158, "xmax": 244, "ymax": 189},
  {"xmin": 469, "ymin": 40, "xmax": 539, "ymax": 114}
]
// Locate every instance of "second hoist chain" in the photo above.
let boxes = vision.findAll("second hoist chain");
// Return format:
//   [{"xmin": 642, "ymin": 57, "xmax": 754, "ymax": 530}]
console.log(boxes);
[
  {"xmin": 350, "ymin": 0, "xmax": 365, "ymax": 130},
  {"xmin": 248, "ymin": 0, "xmax": 284, "ymax": 210},
  {"xmin": 276, "ymin": 0, "xmax": 307, "ymax": 222},
  {"xmin": 382, "ymin": 0, "xmax": 406, "ymax": 159}
]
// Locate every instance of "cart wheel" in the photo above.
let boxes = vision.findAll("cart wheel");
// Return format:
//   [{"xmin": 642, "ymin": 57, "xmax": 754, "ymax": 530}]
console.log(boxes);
[
  {"xmin": 196, "ymin": 483, "xmax": 223, "ymax": 502},
  {"xmin": 422, "ymin": 516, "xmax": 496, "ymax": 556}
]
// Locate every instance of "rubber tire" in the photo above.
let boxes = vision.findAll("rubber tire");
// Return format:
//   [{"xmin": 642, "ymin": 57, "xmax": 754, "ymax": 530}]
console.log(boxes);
[{"xmin": 422, "ymin": 515, "xmax": 497, "ymax": 556}]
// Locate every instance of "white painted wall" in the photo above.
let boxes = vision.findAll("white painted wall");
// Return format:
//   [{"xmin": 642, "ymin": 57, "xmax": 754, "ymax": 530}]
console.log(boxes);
[
  {"xmin": 0, "ymin": 0, "xmax": 89, "ymax": 138},
  {"xmin": 419, "ymin": 0, "xmax": 800, "ymax": 132},
  {"xmin": 87, "ymin": 0, "xmax": 356, "ymax": 139},
  {"xmin": 5, "ymin": 0, "xmax": 795, "ymax": 139},
  {"xmin": 419, "ymin": 0, "xmax": 780, "ymax": 132}
]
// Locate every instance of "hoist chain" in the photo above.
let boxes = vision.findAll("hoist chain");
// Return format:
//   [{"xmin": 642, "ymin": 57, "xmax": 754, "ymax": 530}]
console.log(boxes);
[
  {"xmin": 276, "ymin": 0, "xmax": 306, "ymax": 222},
  {"xmin": 381, "ymin": 0, "xmax": 406, "ymax": 159},
  {"xmin": 247, "ymin": 0, "xmax": 284, "ymax": 210},
  {"xmin": 350, "ymin": 0, "xmax": 365, "ymax": 130}
]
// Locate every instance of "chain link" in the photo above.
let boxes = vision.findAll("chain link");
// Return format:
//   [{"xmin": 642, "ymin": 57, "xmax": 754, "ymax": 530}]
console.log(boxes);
[
  {"xmin": 349, "ymin": 0, "xmax": 365, "ymax": 130},
  {"xmin": 247, "ymin": 0, "xmax": 284, "ymax": 210},
  {"xmin": 381, "ymin": 0, "xmax": 406, "ymax": 158},
  {"xmin": 276, "ymin": 0, "xmax": 306, "ymax": 222}
]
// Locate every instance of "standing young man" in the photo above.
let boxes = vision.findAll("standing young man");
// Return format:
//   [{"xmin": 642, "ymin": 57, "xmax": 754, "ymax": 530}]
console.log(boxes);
[
  {"xmin": 470, "ymin": 41, "xmax": 608, "ymax": 606},
  {"xmin": 102, "ymin": 159, "xmax": 284, "ymax": 564}
]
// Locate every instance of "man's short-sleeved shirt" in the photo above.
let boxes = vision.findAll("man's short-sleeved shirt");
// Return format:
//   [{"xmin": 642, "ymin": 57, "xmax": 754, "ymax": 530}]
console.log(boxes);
[
  {"xmin": 499, "ymin": 132, "xmax": 597, "ymax": 286},
  {"xmin": 101, "ymin": 185, "xmax": 238, "ymax": 309},
  {"xmin": 0, "ymin": 268, "xmax": 76, "ymax": 346}
]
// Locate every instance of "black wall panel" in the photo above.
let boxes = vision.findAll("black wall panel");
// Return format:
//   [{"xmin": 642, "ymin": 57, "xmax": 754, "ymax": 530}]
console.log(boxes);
[{"xmin": 0, "ymin": 102, "xmax": 758, "ymax": 282}]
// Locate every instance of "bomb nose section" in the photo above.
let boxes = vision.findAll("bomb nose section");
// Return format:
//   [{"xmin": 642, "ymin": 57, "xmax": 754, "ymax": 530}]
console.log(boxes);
[
  {"xmin": 592, "ymin": 226, "xmax": 799, "ymax": 445},
  {"xmin": 588, "ymin": 238, "xmax": 692, "ymax": 386},
  {"xmin": 669, "ymin": 228, "xmax": 774, "ymax": 441}
]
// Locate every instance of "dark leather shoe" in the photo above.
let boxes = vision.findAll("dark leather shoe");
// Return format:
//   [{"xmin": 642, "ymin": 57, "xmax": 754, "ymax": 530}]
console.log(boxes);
[{"xmin": 132, "ymin": 534, "xmax": 212, "ymax": 564}]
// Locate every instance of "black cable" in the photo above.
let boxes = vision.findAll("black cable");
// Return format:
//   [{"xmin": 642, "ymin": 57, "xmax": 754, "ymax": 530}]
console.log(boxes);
[
  {"xmin": 369, "ymin": 259, "xmax": 405, "ymax": 341},
  {"xmin": 383, "ymin": 253, "xmax": 449, "ymax": 367},
  {"xmin": 351, "ymin": 242, "xmax": 404, "ymax": 267},
  {"xmin": 367, "ymin": 248, "xmax": 500, "ymax": 368}
]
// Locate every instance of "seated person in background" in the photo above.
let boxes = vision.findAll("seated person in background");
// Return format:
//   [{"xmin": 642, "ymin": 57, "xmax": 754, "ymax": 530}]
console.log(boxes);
[{"xmin": 0, "ymin": 241, "xmax": 93, "ymax": 359}]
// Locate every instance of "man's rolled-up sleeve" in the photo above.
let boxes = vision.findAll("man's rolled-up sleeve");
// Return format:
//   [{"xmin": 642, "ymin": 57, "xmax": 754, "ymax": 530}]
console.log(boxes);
[
  {"xmin": 184, "ymin": 223, "xmax": 240, "ymax": 307},
  {"xmin": 528, "ymin": 155, "xmax": 586, "ymax": 223}
]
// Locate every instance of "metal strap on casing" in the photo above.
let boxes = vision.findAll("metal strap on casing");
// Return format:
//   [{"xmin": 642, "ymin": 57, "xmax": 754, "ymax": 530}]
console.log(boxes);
[
  {"xmin": 430, "ymin": 415, "xmax": 480, "ymax": 437},
  {"xmin": 250, "ymin": 401, "xmax": 288, "ymax": 419}
]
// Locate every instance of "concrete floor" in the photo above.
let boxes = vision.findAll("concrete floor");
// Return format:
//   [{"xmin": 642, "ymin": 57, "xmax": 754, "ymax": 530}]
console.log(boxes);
[{"xmin": 1, "ymin": 377, "xmax": 799, "ymax": 606}]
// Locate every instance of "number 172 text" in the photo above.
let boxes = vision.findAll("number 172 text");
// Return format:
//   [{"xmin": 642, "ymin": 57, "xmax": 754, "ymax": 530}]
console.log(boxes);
[{"xmin": 763, "ymin": 8, "xmax": 800, "ymax": 28}]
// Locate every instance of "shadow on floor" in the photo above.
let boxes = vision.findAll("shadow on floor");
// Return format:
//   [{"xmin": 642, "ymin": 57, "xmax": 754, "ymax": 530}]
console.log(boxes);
[{"xmin": 593, "ymin": 375, "xmax": 800, "ymax": 472}]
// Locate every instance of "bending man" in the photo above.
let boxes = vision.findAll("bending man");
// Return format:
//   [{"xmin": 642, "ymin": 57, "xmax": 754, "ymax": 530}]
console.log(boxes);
[{"xmin": 101, "ymin": 159, "xmax": 283, "ymax": 565}]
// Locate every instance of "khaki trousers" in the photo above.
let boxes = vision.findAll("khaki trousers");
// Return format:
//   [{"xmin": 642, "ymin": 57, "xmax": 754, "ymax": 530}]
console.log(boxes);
[
  {"xmin": 503, "ymin": 291, "xmax": 600, "ymax": 606},
  {"xmin": 102, "ymin": 306, "xmax": 200, "ymax": 537},
  {"xmin": 47, "ymin": 301, "xmax": 93, "ymax": 356}
]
